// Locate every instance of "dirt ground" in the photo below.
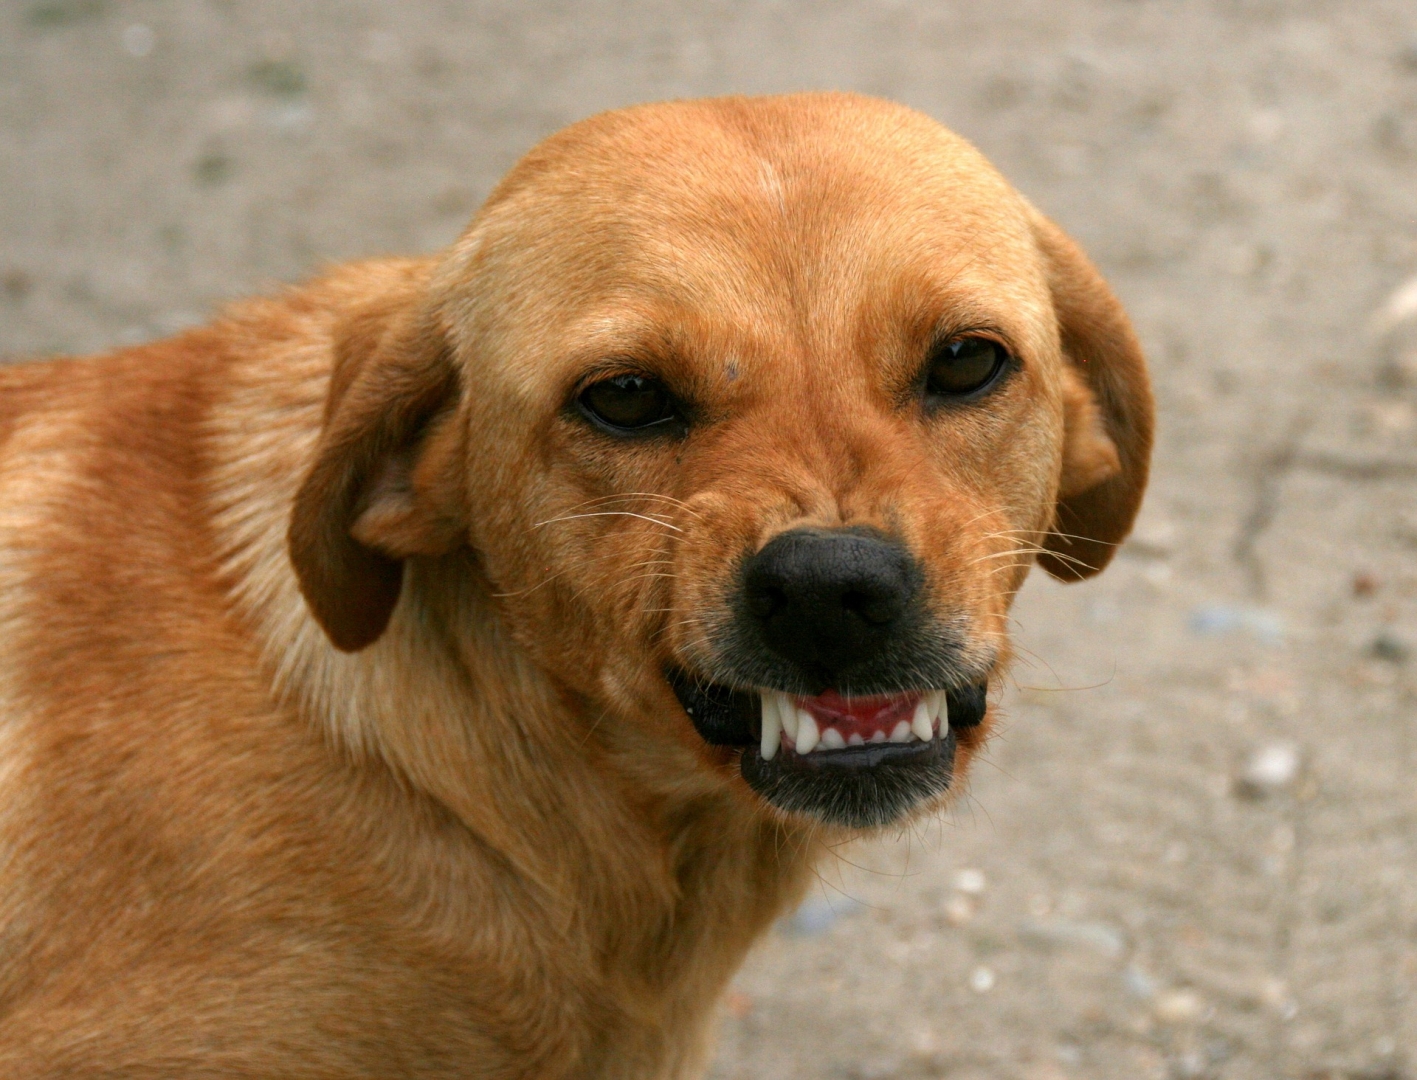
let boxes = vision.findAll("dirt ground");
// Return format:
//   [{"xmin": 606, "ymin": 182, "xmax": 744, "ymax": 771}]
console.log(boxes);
[{"xmin": 4, "ymin": 2, "xmax": 1417, "ymax": 1077}]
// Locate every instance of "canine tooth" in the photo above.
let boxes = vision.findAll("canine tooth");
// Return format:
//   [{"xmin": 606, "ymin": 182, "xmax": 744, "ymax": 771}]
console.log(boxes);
[
  {"xmin": 930, "ymin": 691, "xmax": 948, "ymax": 730},
  {"xmin": 848, "ymin": 732, "xmax": 865, "ymax": 747},
  {"xmin": 760, "ymin": 695, "xmax": 781, "ymax": 761},
  {"xmin": 890, "ymin": 720, "xmax": 912, "ymax": 743},
  {"xmin": 911, "ymin": 699, "xmax": 933, "ymax": 742},
  {"xmin": 820, "ymin": 727, "xmax": 846, "ymax": 750},
  {"xmin": 777, "ymin": 692, "xmax": 798, "ymax": 739},
  {"xmin": 795, "ymin": 711, "xmax": 820, "ymax": 754},
  {"xmin": 870, "ymin": 730, "xmax": 887, "ymax": 743}
]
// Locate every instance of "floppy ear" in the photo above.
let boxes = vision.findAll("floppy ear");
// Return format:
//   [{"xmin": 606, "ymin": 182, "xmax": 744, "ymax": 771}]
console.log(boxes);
[
  {"xmin": 288, "ymin": 277, "xmax": 465, "ymax": 652},
  {"xmin": 1030, "ymin": 212, "xmax": 1155, "ymax": 582}
]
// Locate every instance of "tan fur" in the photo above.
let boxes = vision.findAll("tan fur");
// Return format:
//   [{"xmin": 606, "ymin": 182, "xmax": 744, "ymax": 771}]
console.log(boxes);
[{"xmin": 0, "ymin": 94, "xmax": 1151, "ymax": 1077}]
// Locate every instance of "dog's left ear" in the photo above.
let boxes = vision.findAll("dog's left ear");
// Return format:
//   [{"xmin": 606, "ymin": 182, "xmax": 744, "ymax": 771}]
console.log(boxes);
[
  {"xmin": 288, "ymin": 273, "xmax": 465, "ymax": 651},
  {"xmin": 1029, "ymin": 211, "xmax": 1155, "ymax": 581}
]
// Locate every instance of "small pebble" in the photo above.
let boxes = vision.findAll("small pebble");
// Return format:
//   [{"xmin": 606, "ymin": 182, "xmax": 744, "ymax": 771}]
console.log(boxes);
[
  {"xmin": 969, "ymin": 965, "xmax": 996, "ymax": 993},
  {"xmin": 1352, "ymin": 571, "xmax": 1378, "ymax": 597},
  {"xmin": 953, "ymin": 868, "xmax": 987, "ymax": 895},
  {"xmin": 1237, "ymin": 741, "xmax": 1300, "ymax": 797},
  {"xmin": 1154, "ymin": 989, "xmax": 1203, "ymax": 1024}
]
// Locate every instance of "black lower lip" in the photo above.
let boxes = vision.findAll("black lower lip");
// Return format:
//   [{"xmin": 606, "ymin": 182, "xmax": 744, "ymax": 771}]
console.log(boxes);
[
  {"xmin": 740, "ymin": 729, "xmax": 956, "ymax": 829},
  {"xmin": 767, "ymin": 737, "xmax": 938, "ymax": 771}
]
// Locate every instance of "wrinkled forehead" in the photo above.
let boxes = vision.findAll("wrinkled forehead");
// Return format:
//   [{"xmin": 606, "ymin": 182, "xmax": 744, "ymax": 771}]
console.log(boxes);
[{"xmin": 436, "ymin": 98, "xmax": 1052, "ymax": 387}]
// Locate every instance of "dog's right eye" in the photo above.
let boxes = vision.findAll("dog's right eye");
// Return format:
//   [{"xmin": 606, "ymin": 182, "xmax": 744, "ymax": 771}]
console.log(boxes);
[{"xmin": 577, "ymin": 374, "xmax": 681, "ymax": 433}]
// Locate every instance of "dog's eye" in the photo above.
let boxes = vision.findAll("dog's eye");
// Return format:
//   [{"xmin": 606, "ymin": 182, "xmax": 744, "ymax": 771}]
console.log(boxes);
[
  {"xmin": 924, "ymin": 337, "xmax": 1007, "ymax": 398},
  {"xmin": 578, "ymin": 374, "xmax": 680, "ymax": 432}
]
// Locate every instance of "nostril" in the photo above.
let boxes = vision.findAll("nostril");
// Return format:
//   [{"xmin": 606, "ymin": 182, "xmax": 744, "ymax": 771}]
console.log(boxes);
[
  {"xmin": 747, "ymin": 585, "xmax": 786, "ymax": 621},
  {"xmin": 841, "ymin": 588, "xmax": 904, "ymax": 626}
]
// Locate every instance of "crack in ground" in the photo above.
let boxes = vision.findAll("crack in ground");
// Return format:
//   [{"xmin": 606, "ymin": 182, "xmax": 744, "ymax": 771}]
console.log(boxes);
[{"xmin": 1233, "ymin": 414, "xmax": 1313, "ymax": 600}]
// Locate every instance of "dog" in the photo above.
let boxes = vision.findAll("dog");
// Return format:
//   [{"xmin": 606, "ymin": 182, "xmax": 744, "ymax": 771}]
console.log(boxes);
[{"xmin": 0, "ymin": 93, "xmax": 1151, "ymax": 1076}]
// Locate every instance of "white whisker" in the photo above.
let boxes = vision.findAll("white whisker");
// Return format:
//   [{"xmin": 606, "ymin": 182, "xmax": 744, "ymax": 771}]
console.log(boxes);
[{"xmin": 533, "ymin": 511, "xmax": 682, "ymax": 532}]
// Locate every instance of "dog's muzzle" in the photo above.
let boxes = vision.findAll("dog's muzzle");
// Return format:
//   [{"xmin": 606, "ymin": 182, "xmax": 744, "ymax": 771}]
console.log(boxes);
[{"xmin": 668, "ymin": 526, "xmax": 990, "ymax": 826}]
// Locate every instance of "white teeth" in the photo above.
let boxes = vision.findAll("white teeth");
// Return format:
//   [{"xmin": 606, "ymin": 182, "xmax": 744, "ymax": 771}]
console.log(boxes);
[
  {"xmin": 795, "ymin": 710, "xmax": 820, "ymax": 754},
  {"xmin": 777, "ymin": 692, "xmax": 798, "ymax": 739},
  {"xmin": 765, "ymin": 691, "xmax": 951, "ymax": 756},
  {"xmin": 929, "ymin": 691, "xmax": 948, "ymax": 731},
  {"xmin": 760, "ymin": 694, "xmax": 781, "ymax": 761},
  {"xmin": 911, "ymin": 699, "xmax": 933, "ymax": 742}
]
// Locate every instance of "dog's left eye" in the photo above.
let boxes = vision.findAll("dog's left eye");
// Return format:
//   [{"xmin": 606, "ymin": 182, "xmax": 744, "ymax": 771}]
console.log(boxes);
[
  {"xmin": 578, "ymin": 374, "xmax": 681, "ymax": 432},
  {"xmin": 924, "ymin": 337, "xmax": 1008, "ymax": 398}
]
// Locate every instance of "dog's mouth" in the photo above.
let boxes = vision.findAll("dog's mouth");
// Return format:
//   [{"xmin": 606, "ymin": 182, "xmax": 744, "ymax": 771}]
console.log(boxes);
[
  {"xmin": 666, "ymin": 671, "xmax": 986, "ymax": 828},
  {"xmin": 757, "ymin": 688, "xmax": 944, "ymax": 758}
]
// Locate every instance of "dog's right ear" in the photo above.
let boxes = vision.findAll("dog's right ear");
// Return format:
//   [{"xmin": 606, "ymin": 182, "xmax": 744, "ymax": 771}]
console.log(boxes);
[
  {"xmin": 1029, "ymin": 211, "xmax": 1155, "ymax": 582},
  {"xmin": 288, "ymin": 269, "xmax": 465, "ymax": 652}
]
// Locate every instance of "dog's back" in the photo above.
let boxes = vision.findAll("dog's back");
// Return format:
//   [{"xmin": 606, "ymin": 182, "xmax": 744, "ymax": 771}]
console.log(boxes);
[{"xmin": 0, "ymin": 285, "xmax": 562, "ymax": 1076}]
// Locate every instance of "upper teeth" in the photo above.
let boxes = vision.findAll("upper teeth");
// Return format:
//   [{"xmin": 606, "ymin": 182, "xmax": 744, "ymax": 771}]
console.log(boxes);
[
  {"xmin": 760, "ymin": 692, "xmax": 782, "ymax": 760},
  {"xmin": 757, "ymin": 690, "xmax": 950, "ymax": 761},
  {"xmin": 911, "ymin": 698, "xmax": 933, "ymax": 742},
  {"xmin": 794, "ymin": 704, "xmax": 818, "ymax": 756}
]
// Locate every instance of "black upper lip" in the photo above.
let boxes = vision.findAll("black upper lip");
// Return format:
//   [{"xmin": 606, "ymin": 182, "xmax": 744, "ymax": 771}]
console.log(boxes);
[{"xmin": 665, "ymin": 669, "xmax": 759, "ymax": 747}]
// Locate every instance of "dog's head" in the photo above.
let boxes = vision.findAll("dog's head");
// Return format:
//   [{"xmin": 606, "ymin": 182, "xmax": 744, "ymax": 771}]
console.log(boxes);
[{"xmin": 288, "ymin": 94, "xmax": 1152, "ymax": 830}]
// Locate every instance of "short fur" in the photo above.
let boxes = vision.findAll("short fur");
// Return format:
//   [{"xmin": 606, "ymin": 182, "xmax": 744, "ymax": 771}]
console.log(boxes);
[{"xmin": 0, "ymin": 94, "xmax": 1151, "ymax": 1077}]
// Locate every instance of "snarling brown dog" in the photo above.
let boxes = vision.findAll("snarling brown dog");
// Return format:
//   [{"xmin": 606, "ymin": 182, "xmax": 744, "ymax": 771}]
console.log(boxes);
[{"xmin": 0, "ymin": 94, "xmax": 1150, "ymax": 1076}]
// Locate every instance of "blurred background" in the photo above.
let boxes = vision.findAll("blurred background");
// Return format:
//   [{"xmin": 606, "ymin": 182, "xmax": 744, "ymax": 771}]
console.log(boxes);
[{"xmin": 4, "ymin": 2, "xmax": 1417, "ymax": 1077}]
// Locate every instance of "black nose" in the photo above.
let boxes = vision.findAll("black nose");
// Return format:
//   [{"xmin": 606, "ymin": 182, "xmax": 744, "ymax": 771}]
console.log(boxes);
[{"xmin": 742, "ymin": 528, "xmax": 922, "ymax": 680}]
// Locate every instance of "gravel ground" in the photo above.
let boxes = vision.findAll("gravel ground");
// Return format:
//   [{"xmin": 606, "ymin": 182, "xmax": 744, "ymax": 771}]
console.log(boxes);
[{"xmin": 4, "ymin": 3, "xmax": 1417, "ymax": 1078}]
